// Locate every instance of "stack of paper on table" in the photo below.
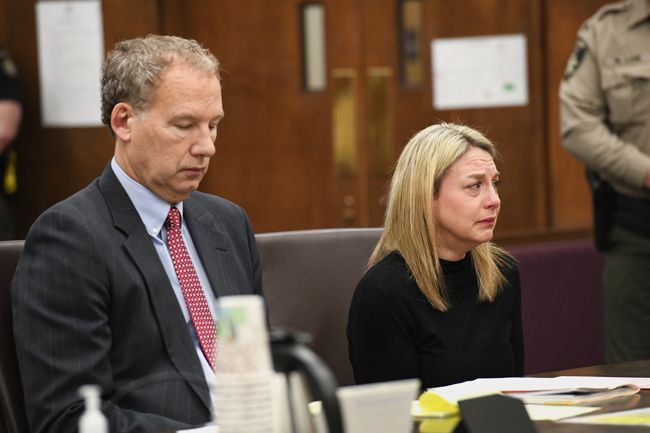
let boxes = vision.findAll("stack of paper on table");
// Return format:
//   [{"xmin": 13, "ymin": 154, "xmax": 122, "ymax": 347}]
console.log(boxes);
[
  {"xmin": 414, "ymin": 376, "xmax": 650, "ymax": 422},
  {"xmin": 428, "ymin": 376, "xmax": 650, "ymax": 404},
  {"xmin": 411, "ymin": 395, "xmax": 599, "ymax": 422},
  {"xmin": 506, "ymin": 383, "xmax": 640, "ymax": 405}
]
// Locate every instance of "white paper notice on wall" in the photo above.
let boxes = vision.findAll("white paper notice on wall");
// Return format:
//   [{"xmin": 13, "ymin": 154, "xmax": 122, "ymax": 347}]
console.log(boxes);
[
  {"xmin": 431, "ymin": 34, "xmax": 528, "ymax": 110},
  {"xmin": 35, "ymin": 0, "xmax": 104, "ymax": 127}
]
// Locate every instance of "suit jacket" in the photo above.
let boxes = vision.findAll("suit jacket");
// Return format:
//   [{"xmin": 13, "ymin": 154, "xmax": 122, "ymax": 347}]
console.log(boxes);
[{"xmin": 11, "ymin": 166, "xmax": 264, "ymax": 433}]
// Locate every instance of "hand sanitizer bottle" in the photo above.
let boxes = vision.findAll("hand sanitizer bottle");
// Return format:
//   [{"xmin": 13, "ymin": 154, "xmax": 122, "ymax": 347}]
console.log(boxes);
[{"xmin": 79, "ymin": 385, "xmax": 108, "ymax": 433}]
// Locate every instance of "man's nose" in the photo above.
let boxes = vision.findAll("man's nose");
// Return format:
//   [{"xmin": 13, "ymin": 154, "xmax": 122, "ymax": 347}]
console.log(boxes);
[{"xmin": 193, "ymin": 126, "xmax": 216, "ymax": 157}]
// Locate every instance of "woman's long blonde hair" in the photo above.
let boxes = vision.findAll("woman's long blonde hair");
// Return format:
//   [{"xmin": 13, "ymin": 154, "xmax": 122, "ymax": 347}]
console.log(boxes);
[{"xmin": 369, "ymin": 122, "xmax": 512, "ymax": 311}]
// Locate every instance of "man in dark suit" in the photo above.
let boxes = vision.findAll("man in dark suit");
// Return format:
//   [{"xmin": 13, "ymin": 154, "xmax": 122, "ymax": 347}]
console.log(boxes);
[{"xmin": 11, "ymin": 35, "xmax": 263, "ymax": 433}]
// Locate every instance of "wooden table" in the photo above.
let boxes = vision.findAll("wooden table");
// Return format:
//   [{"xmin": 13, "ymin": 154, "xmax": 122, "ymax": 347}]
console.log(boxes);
[
  {"xmin": 413, "ymin": 360, "xmax": 650, "ymax": 433},
  {"xmin": 532, "ymin": 359, "xmax": 650, "ymax": 432}
]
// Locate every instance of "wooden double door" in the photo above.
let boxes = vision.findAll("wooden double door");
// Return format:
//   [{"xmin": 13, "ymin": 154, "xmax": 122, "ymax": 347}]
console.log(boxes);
[{"xmin": 160, "ymin": 0, "xmax": 547, "ymax": 235}]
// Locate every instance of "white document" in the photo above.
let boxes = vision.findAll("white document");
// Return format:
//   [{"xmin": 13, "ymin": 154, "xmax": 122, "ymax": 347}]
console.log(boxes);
[
  {"xmin": 555, "ymin": 376, "xmax": 650, "ymax": 389},
  {"xmin": 431, "ymin": 34, "xmax": 528, "ymax": 110},
  {"xmin": 337, "ymin": 379, "xmax": 420, "ymax": 433},
  {"xmin": 35, "ymin": 0, "xmax": 104, "ymax": 127},
  {"xmin": 429, "ymin": 376, "xmax": 650, "ymax": 404}
]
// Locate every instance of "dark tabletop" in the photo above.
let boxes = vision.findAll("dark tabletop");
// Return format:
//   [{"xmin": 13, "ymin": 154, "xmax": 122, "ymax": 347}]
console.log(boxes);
[{"xmin": 413, "ymin": 359, "xmax": 650, "ymax": 433}]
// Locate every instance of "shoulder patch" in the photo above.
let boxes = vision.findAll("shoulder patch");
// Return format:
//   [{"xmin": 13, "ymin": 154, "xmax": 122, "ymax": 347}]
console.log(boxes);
[{"xmin": 563, "ymin": 39, "xmax": 587, "ymax": 81}]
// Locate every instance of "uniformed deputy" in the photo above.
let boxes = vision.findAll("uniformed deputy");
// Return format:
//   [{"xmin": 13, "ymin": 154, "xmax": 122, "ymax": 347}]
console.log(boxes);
[
  {"xmin": 560, "ymin": 0, "xmax": 650, "ymax": 363},
  {"xmin": 0, "ymin": 48, "xmax": 22, "ymax": 240}
]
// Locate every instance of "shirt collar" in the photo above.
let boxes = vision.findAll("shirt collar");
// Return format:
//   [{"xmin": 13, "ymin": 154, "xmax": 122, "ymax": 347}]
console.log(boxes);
[
  {"xmin": 627, "ymin": 0, "xmax": 650, "ymax": 28},
  {"xmin": 111, "ymin": 158, "xmax": 184, "ymax": 237}
]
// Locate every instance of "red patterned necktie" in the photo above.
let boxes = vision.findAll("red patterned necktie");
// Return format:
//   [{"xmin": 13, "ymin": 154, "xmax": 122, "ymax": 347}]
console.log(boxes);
[{"xmin": 165, "ymin": 206, "xmax": 216, "ymax": 369}]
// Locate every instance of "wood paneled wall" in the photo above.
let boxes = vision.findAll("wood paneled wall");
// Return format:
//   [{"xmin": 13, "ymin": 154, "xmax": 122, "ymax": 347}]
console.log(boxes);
[
  {"xmin": 0, "ymin": 0, "xmax": 7, "ymax": 46},
  {"xmin": 1, "ymin": 0, "xmax": 611, "ymax": 241},
  {"xmin": 426, "ymin": 0, "xmax": 549, "ymax": 241},
  {"xmin": 545, "ymin": 0, "xmax": 612, "ymax": 232},
  {"xmin": 3, "ymin": 0, "xmax": 161, "ymax": 236}
]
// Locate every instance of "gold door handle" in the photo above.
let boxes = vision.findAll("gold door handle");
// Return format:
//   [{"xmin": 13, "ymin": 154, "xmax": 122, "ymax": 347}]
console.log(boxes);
[
  {"xmin": 331, "ymin": 68, "xmax": 358, "ymax": 177},
  {"xmin": 367, "ymin": 67, "xmax": 394, "ymax": 177}
]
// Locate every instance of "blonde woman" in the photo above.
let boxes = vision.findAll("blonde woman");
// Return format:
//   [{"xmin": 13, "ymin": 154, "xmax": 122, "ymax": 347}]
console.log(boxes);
[{"xmin": 346, "ymin": 122, "xmax": 523, "ymax": 388}]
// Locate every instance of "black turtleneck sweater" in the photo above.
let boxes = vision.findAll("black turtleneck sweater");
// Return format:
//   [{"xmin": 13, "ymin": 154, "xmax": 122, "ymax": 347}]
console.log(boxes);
[{"xmin": 346, "ymin": 251, "xmax": 524, "ymax": 389}]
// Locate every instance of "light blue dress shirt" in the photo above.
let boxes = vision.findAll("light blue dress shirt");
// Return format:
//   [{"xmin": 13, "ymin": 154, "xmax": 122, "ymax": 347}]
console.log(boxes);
[{"xmin": 111, "ymin": 158, "xmax": 217, "ymax": 403}]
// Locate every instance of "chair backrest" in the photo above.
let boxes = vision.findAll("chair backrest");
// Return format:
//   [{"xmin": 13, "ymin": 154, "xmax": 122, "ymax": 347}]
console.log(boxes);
[
  {"xmin": 0, "ymin": 240, "xmax": 27, "ymax": 433},
  {"xmin": 255, "ymin": 228, "xmax": 382, "ymax": 386},
  {"xmin": 507, "ymin": 239, "xmax": 605, "ymax": 374},
  {"xmin": 257, "ymin": 230, "xmax": 604, "ymax": 381}
]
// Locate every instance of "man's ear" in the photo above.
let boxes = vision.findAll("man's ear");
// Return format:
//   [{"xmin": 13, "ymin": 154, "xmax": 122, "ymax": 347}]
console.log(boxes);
[{"xmin": 111, "ymin": 102, "xmax": 135, "ymax": 142}]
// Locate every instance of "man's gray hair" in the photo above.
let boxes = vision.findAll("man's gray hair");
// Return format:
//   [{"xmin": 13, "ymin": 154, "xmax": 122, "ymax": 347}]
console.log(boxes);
[{"xmin": 100, "ymin": 34, "xmax": 220, "ymax": 134}]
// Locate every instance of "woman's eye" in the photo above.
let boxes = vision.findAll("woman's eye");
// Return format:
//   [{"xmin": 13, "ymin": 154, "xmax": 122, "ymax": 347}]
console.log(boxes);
[
  {"xmin": 468, "ymin": 182, "xmax": 481, "ymax": 190},
  {"xmin": 493, "ymin": 179, "xmax": 501, "ymax": 189},
  {"xmin": 176, "ymin": 124, "xmax": 191, "ymax": 130}
]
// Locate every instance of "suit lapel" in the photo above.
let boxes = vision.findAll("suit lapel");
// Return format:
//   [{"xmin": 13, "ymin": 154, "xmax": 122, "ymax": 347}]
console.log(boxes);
[
  {"xmin": 184, "ymin": 197, "xmax": 241, "ymax": 298},
  {"xmin": 98, "ymin": 166, "xmax": 212, "ymax": 412}
]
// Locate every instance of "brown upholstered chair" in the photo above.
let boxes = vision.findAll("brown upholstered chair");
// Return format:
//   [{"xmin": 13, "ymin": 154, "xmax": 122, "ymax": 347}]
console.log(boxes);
[
  {"xmin": 0, "ymin": 240, "xmax": 27, "ymax": 433},
  {"xmin": 255, "ymin": 228, "xmax": 382, "ymax": 386}
]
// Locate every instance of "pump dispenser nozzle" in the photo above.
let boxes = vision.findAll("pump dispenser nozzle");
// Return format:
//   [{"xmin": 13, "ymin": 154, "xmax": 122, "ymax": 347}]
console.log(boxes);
[{"xmin": 79, "ymin": 385, "xmax": 108, "ymax": 433}]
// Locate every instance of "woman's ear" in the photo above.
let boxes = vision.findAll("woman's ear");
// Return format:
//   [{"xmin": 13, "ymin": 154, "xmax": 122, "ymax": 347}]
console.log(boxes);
[{"xmin": 111, "ymin": 102, "xmax": 135, "ymax": 142}]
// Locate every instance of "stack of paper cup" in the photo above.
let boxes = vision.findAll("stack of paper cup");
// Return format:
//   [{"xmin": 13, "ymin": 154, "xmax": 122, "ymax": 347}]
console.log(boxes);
[{"xmin": 213, "ymin": 295, "xmax": 274, "ymax": 433}]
